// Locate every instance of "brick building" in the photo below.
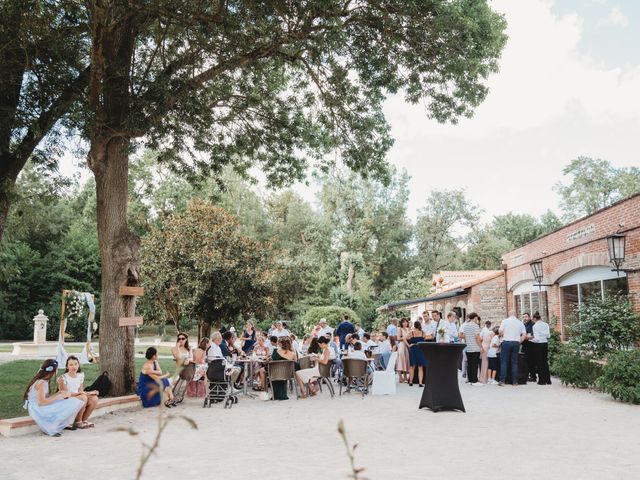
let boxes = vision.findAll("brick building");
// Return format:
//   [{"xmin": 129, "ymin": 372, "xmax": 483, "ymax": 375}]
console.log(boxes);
[
  {"xmin": 503, "ymin": 193, "xmax": 640, "ymax": 338},
  {"xmin": 377, "ymin": 270, "xmax": 507, "ymax": 325},
  {"xmin": 378, "ymin": 194, "xmax": 640, "ymax": 335}
]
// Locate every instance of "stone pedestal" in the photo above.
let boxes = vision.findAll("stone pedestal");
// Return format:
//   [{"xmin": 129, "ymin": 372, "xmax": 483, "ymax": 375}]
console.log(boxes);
[{"xmin": 11, "ymin": 310, "xmax": 58, "ymax": 357}]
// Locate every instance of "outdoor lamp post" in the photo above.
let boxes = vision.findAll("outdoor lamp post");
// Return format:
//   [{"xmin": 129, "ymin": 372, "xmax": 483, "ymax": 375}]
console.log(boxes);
[
  {"xmin": 530, "ymin": 260, "xmax": 544, "ymax": 286},
  {"xmin": 606, "ymin": 233, "xmax": 626, "ymax": 275}
]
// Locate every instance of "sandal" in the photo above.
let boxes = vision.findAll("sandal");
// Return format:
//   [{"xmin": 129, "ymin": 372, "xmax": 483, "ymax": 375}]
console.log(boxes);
[
  {"xmin": 84, "ymin": 421, "xmax": 95, "ymax": 428},
  {"xmin": 74, "ymin": 422, "xmax": 89, "ymax": 429},
  {"xmin": 164, "ymin": 400, "xmax": 175, "ymax": 408}
]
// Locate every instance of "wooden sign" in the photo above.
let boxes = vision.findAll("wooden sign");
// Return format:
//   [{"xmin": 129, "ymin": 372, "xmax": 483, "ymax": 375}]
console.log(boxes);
[
  {"xmin": 119, "ymin": 286, "xmax": 144, "ymax": 297},
  {"xmin": 119, "ymin": 316, "xmax": 143, "ymax": 327}
]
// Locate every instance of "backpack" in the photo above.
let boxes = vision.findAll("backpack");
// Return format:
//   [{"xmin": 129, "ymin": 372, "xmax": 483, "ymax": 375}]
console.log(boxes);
[{"xmin": 86, "ymin": 371, "xmax": 112, "ymax": 397}]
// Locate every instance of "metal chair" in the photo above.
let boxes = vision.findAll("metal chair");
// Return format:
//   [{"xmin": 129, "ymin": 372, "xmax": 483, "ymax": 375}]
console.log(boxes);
[
  {"xmin": 267, "ymin": 360, "xmax": 299, "ymax": 400},
  {"xmin": 340, "ymin": 358, "xmax": 369, "ymax": 398},
  {"xmin": 316, "ymin": 360, "xmax": 335, "ymax": 398}
]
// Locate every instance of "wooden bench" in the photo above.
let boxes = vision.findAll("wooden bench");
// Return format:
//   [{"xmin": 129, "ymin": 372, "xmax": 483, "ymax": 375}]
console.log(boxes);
[{"xmin": 0, "ymin": 394, "xmax": 141, "ymax": 438}]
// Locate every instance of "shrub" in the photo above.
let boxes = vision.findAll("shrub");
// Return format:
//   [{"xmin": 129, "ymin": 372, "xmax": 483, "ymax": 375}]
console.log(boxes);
[
  {"xmin": 551, "ymin": 349, "xmax": 602, "ymax": 389},
  {"xmin": 547, "ymin": 329, "xmax": 564, "ymax": 366},
  {"xmin": 299, "ymin": 306, "xmax": 360, "ymax": 333},
  {"xmin": 597, "ymin": 349, "xmax": 640, "ymax": 404},
  {"xmin": 570, "ymin": 294, "xmax": 640, "ymax": 358}
]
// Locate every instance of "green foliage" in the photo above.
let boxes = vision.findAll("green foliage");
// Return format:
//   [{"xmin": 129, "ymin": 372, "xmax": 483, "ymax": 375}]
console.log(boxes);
[
  {"xmin": 570, "ymin": 294, "xmax": 640, "ymax": 359},
  {"xmin": 597, "ymin": 349, "xmax": 640, "ymax": 404},
  {"xmin": 551, "ymin": 349, "xmax": 603, "ymax": 389},
  {"xmin": 140, "ymin": 200, "xmax": 279, "ymax": 328},
  {"xmin": 414, "ymin": 189, "xmax": 480, "ymax": 275},
  {"xmin": 547, "ymin": 329, "xmax": 564, "ymax": 367},
  {"xmin": 300, "ymin": 306, "xmax": 360, "ymax": 333},
  {"xmin": 553, "ymin": 156, "xmax": 640, "ymax": 220}
]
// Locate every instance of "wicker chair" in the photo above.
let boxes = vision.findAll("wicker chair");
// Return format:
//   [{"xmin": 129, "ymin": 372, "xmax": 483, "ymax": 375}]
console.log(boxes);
[
  {"xmin": 340, "ymin": 358, "xmax": 369, "ymax": 398},
  {"xmin": 316, "ymin": 360, "xmax": 335, "ymax": 398},
  {"xmin": 298, "ymin": 355, "xmax": 313, "ymax": 370},
  {"xmin": 267, "ymin": 360, "xmax": 299, "ymax": 400}
]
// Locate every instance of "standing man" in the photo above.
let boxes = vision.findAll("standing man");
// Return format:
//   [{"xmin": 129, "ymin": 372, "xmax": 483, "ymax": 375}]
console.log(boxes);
[
  {"xmin": 522, "ymin": 312, "xmax": 537, "ymax": 382},
  {"xmin": 386, "ymin": 318, "xmax": 398, "ymax": 342},
  {"xmin": 318, "ymin": 318, "xmax": 333, "ymax": 339},
  {"xmin": 272, "ymin": 321, "xmax": 290, "ymax": 338},
  {"xmin": 335, "ymin": 314, "xmax": 355, "ymax": 350},
  {"xmin": 423, "ymin": 311, "xmax": 438, "ymax": 342},
  {"xmin": 498, "ymin": 310, "xmax": 527, "ymax": 386},
  {"xmin": 531, "ymin": 312, "xmax": 552, "ymax": 385},
  {"xmin": 460, "ymin": 312, "xmax": 483, "ymax": 386}
]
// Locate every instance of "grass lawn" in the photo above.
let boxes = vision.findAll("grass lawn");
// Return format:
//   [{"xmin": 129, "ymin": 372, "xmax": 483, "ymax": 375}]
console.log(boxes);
[{"xmin": 0, "ymin": 358, "xmax": 174, "ymax": 420}]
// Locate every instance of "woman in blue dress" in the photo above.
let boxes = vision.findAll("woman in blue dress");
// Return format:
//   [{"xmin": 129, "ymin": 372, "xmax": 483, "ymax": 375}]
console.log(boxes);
[
  {"xmin": 137, "ymin": 347, "xmax": 175, "ymax": 408},
  {"xmin": 24, "ymin": 359, "xmax": 85, "ymax": 436},
  {"xmin": 406, "ymin": 320, "xmax": 427, "ymax": 387},
  {"xmin": 241, "ymin": 320, "xmax": 256, "ymax": 354}
]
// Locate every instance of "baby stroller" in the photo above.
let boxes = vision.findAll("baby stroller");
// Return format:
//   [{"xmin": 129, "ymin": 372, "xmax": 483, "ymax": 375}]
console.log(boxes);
[{"xmin": 204, "ymin": 359, "xmax": 238, "ymax": 409}]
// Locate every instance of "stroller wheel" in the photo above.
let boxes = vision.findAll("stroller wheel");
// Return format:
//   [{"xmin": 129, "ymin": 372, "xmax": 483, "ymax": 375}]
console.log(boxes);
[
  {"xmin": 233, "ymin": 396, "xmax": 239, "ymax": 404},
  {"xmin": 224, "ymin": 398, "xmax": 232, "ymax": 409}
]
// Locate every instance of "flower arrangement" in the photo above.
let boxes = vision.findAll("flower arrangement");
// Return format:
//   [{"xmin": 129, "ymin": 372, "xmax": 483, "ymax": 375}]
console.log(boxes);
[
  {"xmin": 65, "ymin": 291, "xmax": 86, "ymax": 322},
  {"xmin": 437, "ymin": 327, "xmax": 448, "ymax": 343}
]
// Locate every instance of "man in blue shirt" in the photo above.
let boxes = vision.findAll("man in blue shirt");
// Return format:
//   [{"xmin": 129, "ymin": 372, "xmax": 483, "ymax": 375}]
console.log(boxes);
[
  {"xmin": 386, "ymin": 318, "xmax": 398, "ymax": 342},
  {"xmin": 335, "ymin": 314, "xmax": 355, "ymax": 350}
]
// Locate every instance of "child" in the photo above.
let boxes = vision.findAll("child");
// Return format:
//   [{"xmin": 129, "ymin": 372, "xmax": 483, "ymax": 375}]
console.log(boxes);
[
  {"xmin": 57, "ymin": 355, "xmax": 99, "ymax": 428},
  {"xmin": 23, "ymin": 359, "xmax": 85, "ymax": 436},
  {"xmin": 487, "ymin": 327, "xmax": 501, "ymax": 384},
  {"xmin": 137, "ymin": 347, "xmax": 175, "ymax": 408}
]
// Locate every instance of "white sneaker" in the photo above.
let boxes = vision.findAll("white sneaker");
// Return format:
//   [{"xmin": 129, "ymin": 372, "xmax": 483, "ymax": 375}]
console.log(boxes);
[{"xmin": 470, "ymin": 382, "xmax": 484, "ymax": 387}]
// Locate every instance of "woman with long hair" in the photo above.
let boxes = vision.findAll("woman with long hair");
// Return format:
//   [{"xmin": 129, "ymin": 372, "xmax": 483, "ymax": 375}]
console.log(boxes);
[
  {"xmin": 170, "ymin": 332, "xmax": 194, "ymax": 405},
  {"xmin": 406, "ymin": 320, "xmax": 426, "ymax": 387},
  {"xmin": 24, "ymin": 359, "xmax": 85, "ymax": 436},
  {"xmin": 241, "ymin": 320, "xmax": 256, "ymax": 354},
  {"xmin": 187, "ymin": 337, "xmax": 210, "ymax": 397},
  {"xmin": 395, "ymin": 317, "xmax": 411, "ymax": 383},
  {"xmin": 270, "ymin": 337, "xmax": 307, "ymax": 400},
  {"xmin": 57, "ymin": 356, "xmax": 99, "ymax": 428}
]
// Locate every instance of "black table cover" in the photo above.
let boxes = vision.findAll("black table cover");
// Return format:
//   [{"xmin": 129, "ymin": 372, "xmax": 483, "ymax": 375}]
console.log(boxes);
[{"xmin": 418, "ymin": 342, "xmax": 466, "ymax": 413}]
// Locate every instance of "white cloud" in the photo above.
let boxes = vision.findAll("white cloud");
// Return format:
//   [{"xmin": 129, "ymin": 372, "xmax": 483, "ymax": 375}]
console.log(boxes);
[
  {"xmin": 601, "ymin": 6, "xmax": 629, "ymax": 27},
  {"xmin": 381, "ymin": 0, "xmax": 640, "ymax": 223}
]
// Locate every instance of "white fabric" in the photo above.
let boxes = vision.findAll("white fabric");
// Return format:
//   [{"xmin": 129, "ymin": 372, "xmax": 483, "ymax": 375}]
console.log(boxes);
[
  {"xmin": 378, "ymin": 340, "xmax": 392, "ymax": 354},
  {"xmin": 61, "ymin": 372, "xmax": 85, "ymax": 393},
  {"xmin": 488, "ymin": 335, "xmax": 500, "ymax": 357},
  {"xmin": 500, "ymin": 316, "xmax": 526, "ymax": 342},
  {"xmin": 386, "ymin": 324, "xmax": 398, "ymax": 336},
  {"xmin": 272, "ymin": 329, "xmax": 290, "ymax": 338},
  {"xmin": 532, "ymin": 321, "xmax": 550, "ymax": 343},
  {"xmin": 27, "ymin": 381, "xmax": 84, "ymax": 436},
  {"xmin": 349, "ymin": 350, "xmax": 367, "ymax": 360},
  {"xmin": 372, "ymin": 352, "xmax": 397, "ymax": 395},
  {"xmin": 207, "ymin": 343, "xmax": 223, "ymax": 360},
  {"xmin": 318, "ymin": 326, "xmax": 334, "ymax": 338},
  {"xmin": 435, "ymin": 320, "xmax": 450, "ymax": 343}
]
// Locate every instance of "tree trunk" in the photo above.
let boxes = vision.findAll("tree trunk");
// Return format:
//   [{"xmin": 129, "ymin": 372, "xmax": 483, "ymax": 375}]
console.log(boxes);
[
  {"xmin": 92, "ymin": 137, "xmax": 139, "ymax": 396},
  {"xmin": 0, "ymin": 154, "xmax": 27, "ymax": 242}
]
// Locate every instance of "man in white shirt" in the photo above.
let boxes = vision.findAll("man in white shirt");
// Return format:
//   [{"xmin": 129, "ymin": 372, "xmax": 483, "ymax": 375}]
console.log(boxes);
[
  {"xmin": 498, "ymin": 310, "xmax": 527, "ymax": 386},
  {"xmin": 531, "ymin": 312, "xmax": 552, "ymax": 385},
  {"xmin": 317, "ymin": 319, "xmax": 333, "ymax": 339},
  {"xmin": 348, "ymin": 342, "xmax": 367, "ymax": 360},
  {"xmin": 481, "ymin": 320, "xmax": 492, "ymax": 339},
  {"xmin": 386, "ymin": 318, "xmax": 398, "ymax": 342},
  {"xmin": 207, "ymin": 332, "xmax": 240, "ymax": 384},
  {"xmin": 422, "ymin": 311, "xmax": 437, "ymax": 342},
  {"xmin": 272, "ymin": 321, "xmax": 290, "ymax": 338},
  {"xmin": 436, "ymin": 312, "xmax": 458, "ymax": 343},
  {"xmin": 361, "ymin": 333, "xmax": 378, "ymax": 351}
]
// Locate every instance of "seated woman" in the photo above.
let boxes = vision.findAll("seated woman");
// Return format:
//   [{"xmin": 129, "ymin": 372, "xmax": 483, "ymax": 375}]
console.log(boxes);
[
  {"xmin": 57, "ymin": 355, "xmax": 99, "ymax": 429},
  {"xmin": 24, "ymin": 359, "xmax": 85, "ymax": 437},
  {"xmin": 252, "ymin": 335, "xmax": 270, "ymax": 391},
  {"xmin": 296, "ymin": 336, "xmax": 331, "ymax": 396},
  {"xmin": 187, "ymin": 337, "xmax": 210, "ymax": 397},
  {"xmin": 269, "ymin": 337, "xmax": 307, "ymax": 400},
  {"xmin": 170, "ymin": 332, "xmax": 193, "ymax": 405},
  {"xmin": 137, "ymin": 347, "xmax": 175, "ymax": 408}
]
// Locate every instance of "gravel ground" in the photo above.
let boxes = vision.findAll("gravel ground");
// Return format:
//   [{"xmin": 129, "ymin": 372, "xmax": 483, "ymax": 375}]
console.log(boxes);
[{"xmin": 1, "ymin": 376, "xmax": 638, "ymax": 480}]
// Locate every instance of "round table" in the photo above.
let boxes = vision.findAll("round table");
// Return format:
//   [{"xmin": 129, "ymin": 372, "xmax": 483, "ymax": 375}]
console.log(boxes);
[{"xmin": 418, "ymin": 342, "xmax": 466, "ymax": 413}]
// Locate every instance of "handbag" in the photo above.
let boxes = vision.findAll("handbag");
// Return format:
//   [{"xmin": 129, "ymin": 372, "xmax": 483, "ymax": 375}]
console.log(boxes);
[{"xmin": 179, "ymin": 362, "xmax": 196, "ymax": 380}]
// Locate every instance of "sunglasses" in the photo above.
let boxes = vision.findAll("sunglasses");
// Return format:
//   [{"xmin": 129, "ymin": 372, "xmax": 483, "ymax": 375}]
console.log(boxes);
[{"xmin": 178, "ymin": 337, "xmax": 186, "ymax": 341}]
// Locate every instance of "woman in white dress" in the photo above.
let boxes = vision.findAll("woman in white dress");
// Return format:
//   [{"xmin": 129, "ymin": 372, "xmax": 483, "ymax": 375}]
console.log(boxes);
[
  {"xmin": 57, "ymin": 356, "xmax": 99, "ymax": 428},
  {"xmin": 24, "ymin": 359, "xmax": 85, "ymax": 436},
  {"xmin": 296, "ymin": 336, "xmax": 331, "ymax": 396}
]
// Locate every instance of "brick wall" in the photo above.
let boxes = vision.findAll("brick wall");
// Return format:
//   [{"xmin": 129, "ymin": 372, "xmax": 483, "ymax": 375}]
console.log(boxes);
[{"xmin": 503, "ymin": 194, "xmax": 640, "ymax": 334}]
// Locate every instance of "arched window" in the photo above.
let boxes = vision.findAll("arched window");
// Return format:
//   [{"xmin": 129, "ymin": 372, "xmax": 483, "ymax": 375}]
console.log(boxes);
[
  {"xmin": 512, "ymin": 281, "xmax": 548, "ymax": 321},
  {"xmin": 559, "ymin": 266, "xmax": 628, "ymax": 337}
]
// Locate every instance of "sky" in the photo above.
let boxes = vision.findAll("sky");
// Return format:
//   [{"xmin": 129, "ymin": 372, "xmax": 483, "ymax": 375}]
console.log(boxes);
[{"xmin": 60, "ymin": 0, "xmax": 640, "ymax": 223}]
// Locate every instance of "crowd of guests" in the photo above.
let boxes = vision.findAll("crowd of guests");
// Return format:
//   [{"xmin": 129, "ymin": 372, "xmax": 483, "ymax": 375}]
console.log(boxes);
[
  {"xmin": 24, "ymin": 309, "xmax": 552, "ymax": 435},
  {"xmin": 385, "ymin": 308, "xmax": 551, "ymax": 387}
]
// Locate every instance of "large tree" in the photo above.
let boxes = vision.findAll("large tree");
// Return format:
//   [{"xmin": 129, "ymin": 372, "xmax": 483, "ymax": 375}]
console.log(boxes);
[
  {"xmin": 0, "ymin": 0, "xmax": 89, "ymax": 241},
  {"xmin": 554, "ymin": 156, "xmax": 640, "ymax": 220},
  {"xmin": 80, "ymin": 0, "xmax": 507, "ymax": 394}
]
